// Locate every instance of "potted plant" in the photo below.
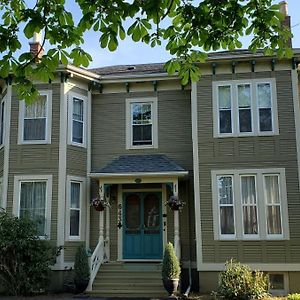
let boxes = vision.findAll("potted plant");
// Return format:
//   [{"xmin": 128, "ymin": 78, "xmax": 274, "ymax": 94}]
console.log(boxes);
[
  {"xmin": 162, "ymin": 242, "xmax": 181, "ymax": 296},
  {"xmin": 74, "ymin": 244, "xmax": 90, "ymax": 294},
  {"xmin": 91, "ymin": 196, "xmax": 110, "ymax": 211},
  {"xmin": 166, "ymin": 195, "xmax": 185, "ymax": 211}
]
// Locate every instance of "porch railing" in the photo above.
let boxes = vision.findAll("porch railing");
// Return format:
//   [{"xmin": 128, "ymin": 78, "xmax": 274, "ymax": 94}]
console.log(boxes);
[{"xmin": 86, "ymin": 237, "xmax": 105, "ymax": 291}]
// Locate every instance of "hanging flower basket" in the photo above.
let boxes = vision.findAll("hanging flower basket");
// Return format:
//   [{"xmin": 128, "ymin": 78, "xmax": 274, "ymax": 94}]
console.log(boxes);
[
  {"xmin": 91, "ymin": 197, "xmax": 108, "ymax": 211},
  {"xmin": 166, "ymin": 195, "xmax": 185, "ymax": 211}
]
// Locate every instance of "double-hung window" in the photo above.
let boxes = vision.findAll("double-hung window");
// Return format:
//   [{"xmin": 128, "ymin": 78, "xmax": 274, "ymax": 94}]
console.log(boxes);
[
  {"xmin": 68, "ymin": 93, "xmax": 87, "ymax": 147},
  {"xmin": 13, "ymin": 175, "xmax": 52, "ymax": 238},
  {"xmin": 0, "ymin": 98, "xmax": 5, "ymax": 146},
  {"xmin": 213, "ymin": 79, "xmax": 278, "ymax": 137},
  {"xmin": 66, "ymin": 176, "xmax": 85, "ymax": 240},
  {"xmin": 212, "ymin": 169, "xmax": 289, "ymax": 240},
  {"xmin": 126, "ymin": 98, "xmax": 158, "ymax": 149},
  {"xmin": 19, "ymin": 90, "xmax": 52, "ymax": 144}
]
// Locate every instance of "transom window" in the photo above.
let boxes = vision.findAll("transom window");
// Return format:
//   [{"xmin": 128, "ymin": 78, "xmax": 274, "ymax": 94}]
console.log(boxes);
[
  {"xmin": 19, "ymin": 91, "xmax": 52, "ymax": 144},
  {"xmin": 213, "ymin": 79, "xmax": 278, "ymax": 137},
  {"xmin": 212, "ymin": 169, "xmax": 289, "ymax": 240},
  {"xmin": 126, "ymin": 98, "xmax": 158, "ymax": 149}
]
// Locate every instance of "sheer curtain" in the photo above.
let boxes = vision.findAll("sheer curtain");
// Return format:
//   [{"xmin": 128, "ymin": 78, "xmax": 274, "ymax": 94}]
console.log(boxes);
[
  {"xmin": 218, "ymin": 176, "xmax": 234, "ymax": 235},
  {"xmin": 20, "ymin": 181, "xmax": 46, "ymax": 236},
  {"xmin": 241, "ymin": 176, "xmax": 258, "ymax": 235},
  {"xmin": 265, "ymin": 175, "xmax": 282, "ymax": 234}
]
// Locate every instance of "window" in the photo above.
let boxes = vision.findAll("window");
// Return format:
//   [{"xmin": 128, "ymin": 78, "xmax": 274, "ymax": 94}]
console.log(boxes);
[
  {"xmin": 66, "ymin": 176, "xmax": 85, "ymax": 240},
  {"xmin": 0, "ymin": 98, "xmax": 5, "ymax": 146},
  {"xmin": 269, "ymin": 273, "xmax": 288, "ymax": 296},
  {"xmin": 68, "ymin": 93, "xmax": 87, "ymax": 147},
  {"xmin": 19, "ymin": 90, "xmax": 52, "ymax": 144},
  {"xmin": 126, "ymin": 97, "xmax": 158, "ymax": 149},
  {"xmin": 13, "ymin": 175, "xmax": 52, "ymax": 238},
  {"xmin": 0, "ymin": 177, "xmax": 3, "ymax": 209},
  {"xmin": 212, "ymin": 169, "xmax": 289, "ymax": 240},
  {"xmin": 213, "ymin": 79, "xmax": 278, "ymax": 137}
]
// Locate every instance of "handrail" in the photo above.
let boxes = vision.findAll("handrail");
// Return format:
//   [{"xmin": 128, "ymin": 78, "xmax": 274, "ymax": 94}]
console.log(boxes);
[{"xmin": 86, "ymin": 237, "xmax": 105, "ymax": 291}]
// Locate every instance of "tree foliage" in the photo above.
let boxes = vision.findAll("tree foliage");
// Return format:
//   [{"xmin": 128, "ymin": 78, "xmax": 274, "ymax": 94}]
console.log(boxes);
[
  {"xmin": 0, "ymin": 0, "xmax": 293, "ymax": 101},
  {"xmin": 0, "ymin": 211, "xmax": 61, "ymax": 296}
]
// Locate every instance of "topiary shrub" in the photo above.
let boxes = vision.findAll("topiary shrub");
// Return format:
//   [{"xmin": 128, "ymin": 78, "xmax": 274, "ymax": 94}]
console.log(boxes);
[
  {"xmin": 288, "ymin": 294, "xmax": 300, "ymax": 300},
  {"xmin": 162, "ymin": 242, "xmax": 180, "ymax": 279},
  {"xmin": 0, "ymin": 211, "xmax": 60, "ymax": 296},
  {"xmin": 74, "ymin": 244, "xmax": 90, "ymax": 293},
  {"xmin": 218, "ymin": 259, "xmax": 269, "ymax": 300}
]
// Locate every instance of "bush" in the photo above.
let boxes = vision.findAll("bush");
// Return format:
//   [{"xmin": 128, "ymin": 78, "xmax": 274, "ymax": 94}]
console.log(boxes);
[
  {"xmin": 218, "ymin": 259, "xmax": 269, "ymax": 300},
  {"xmin": 74, "ymin": 244, "xmax": 90, "ymax": 282},
  {"xmin": 0, "ymin": 211, "xmax": 60, "ymax": 296},
  {"xmin": 288, "ymin": 294, "xmax": 300, "ymax": 300},
  {"xmin": 162, "ymin": 242, "xmax": 181, "ymax": 279}
]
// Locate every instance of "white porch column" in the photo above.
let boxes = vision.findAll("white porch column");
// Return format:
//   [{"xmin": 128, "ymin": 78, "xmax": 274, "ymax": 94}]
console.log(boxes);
[
  {"xmin": 173, "ymin": 179, "xmax": 181, "ymax": 260},
  {"xmin": 105, "ymin": 187, "xmax": 110, "ymax": 261},
  {"xmin": 99, "ymin": 182, "xmax": 105, "ymax": 242}
]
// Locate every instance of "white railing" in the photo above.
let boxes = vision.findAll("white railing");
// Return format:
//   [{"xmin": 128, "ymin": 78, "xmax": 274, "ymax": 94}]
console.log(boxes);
[{"xmin": 86, "ymin": 237, "xmax": 105, "ymax": 291}]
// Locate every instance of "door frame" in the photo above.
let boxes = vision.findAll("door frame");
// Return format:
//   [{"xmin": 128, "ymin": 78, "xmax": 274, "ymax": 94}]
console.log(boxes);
[{"xmin": 117, "ymin": 184, "xmax": 168, "ymax": 261}]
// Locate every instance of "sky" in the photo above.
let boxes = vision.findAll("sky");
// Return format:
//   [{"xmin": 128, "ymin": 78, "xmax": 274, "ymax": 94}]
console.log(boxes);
[{"xmin": 13, "ymin": 0, "xmax": 300, "ymax": 68}]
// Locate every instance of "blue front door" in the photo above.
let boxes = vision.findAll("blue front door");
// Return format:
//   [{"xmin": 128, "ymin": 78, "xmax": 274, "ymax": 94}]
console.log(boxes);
[{"xmin": 123, "ymin": 192, "xmax": 163, "ymax": 259}]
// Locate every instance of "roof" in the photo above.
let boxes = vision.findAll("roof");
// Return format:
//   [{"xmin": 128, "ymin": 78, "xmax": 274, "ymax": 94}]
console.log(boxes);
[
  {"xmin": 89, "ymin": 48, "xmax": 300, "ymax": 77},
  {"xmin": 92, "ymin": 155, "xmax": 186, "ymax": 174}
]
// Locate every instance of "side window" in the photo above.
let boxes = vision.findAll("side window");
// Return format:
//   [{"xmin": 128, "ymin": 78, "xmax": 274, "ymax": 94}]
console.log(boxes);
[
  {"xmin": 0, "ymin": 99, "xmax": 5, "ymax": 146},
  {"xmin": 68, "ymin": 94, "xmax": 87, "ymax": 147},
  {"xmin": 19, "ymin": 91, "xmax": 52, "ymax": 144},
  {"xmin": 0, "ymin": 177, "xmax": 3, "ymax": 209},
  {"xmin": 126, "ymin": 98, "xmax": 158, "ymax": 149}
]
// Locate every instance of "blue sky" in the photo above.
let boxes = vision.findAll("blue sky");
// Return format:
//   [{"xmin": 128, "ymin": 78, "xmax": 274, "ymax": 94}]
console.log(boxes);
[{"xmin": 18, "ymin": 0, "xmax": 300, "ymax": 68}]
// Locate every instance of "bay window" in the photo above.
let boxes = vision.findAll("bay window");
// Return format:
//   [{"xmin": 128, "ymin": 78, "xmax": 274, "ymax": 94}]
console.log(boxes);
[{"xmin": 212, "ymin": 169, "xmax": 289, "ymax": 240}]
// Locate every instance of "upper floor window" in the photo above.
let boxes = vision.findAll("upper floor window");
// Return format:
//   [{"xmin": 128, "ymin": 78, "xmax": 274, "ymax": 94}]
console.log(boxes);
[
  {"xmin": 126, "ymin": 97, "xmax": 158, "ymax": 149},
  {"xmin": 212, "ymin": 168, "xmax": 289, "ymax": 240},
  {"xmin": 13, "ymin": 175, "xmax": 52, "ymax": 238},
  {"xmin": 18, "ymin": 90, "xmax": 52, "ymax": 144},
  {"xmin": 213, "ymin": 79, "xmax": 278, "ymax": 137},
  {"xmin": 66, "ymin": 176, "xmax": 85, "ymax": 241},
  {"xmin": 0, "ymin": 97, "xmax": 5, "ymax": 146},
  {"xmin": 68, "ymin": 93, "xmax": 87, "ymax": 147}
]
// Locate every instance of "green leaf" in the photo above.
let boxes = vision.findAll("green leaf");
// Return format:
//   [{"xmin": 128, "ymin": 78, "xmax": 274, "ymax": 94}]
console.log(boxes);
[{"xmin": 24, "ymin": 22, "xmax": 37, "ymax": 39}]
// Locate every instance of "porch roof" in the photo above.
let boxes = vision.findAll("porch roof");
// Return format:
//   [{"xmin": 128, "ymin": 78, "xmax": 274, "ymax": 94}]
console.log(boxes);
[{"xmin": 89, "ymin": 155, "xmax": 188, "ymax": 179}]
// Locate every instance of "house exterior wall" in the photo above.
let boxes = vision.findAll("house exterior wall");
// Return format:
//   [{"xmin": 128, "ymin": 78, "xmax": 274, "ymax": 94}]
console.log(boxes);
[{"xmin": 196, "ymin": 67, "xmax": 300, "ymax": 264}]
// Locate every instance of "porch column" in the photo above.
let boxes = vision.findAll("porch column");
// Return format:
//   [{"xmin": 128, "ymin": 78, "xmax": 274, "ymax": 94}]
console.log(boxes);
[
  {"xmin": 99, "ymin": 182, "xmax": 105, "ymax": 242},
  {"xmin": 104, "ymin": 185, "xmax": 110, "ymax": 261},
  {"xmin": 173, "ymin": 179, "xmax": 181, "ymax": 260}
]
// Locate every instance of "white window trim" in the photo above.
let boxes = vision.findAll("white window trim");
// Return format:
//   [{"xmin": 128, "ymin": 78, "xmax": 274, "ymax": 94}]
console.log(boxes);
[
  {"xmin": 213, "ymin": 78, "xmax": 279, "ymax": 138},
  {"xmin": 0, "ymin": 96, "xmax": 6, "ymax": 149},
  {"xmin": 68, "ymin": 92, "xmax": 87, "ymax": 148},
  {"xmin": 18, "ymin": 90, "xmax": 52, "ymax": 144},
  {"xmin": 212, "ymin": 168, "xmax": 289, "ymax": 241},
  {"xmin": 12, "ymin": 174, "xmax": 52, "ymax": 239},
  {"xmin": 65, "ymin": 175, "xmax": 86, "ymax": 241},
  {"xmin": 126, "ymin": 97, "xmax": 158, "ymax": 150}
]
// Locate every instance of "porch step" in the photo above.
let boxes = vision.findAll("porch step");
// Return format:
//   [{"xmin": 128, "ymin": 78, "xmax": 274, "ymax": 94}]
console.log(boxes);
[{"xmin": 88, "ymin": 262, "xmax": 167, "ymax": 298}]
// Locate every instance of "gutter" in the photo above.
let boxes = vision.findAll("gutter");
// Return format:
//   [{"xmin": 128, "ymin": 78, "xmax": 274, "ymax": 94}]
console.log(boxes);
[{"xmin": 88, "ymin": 171, "xmax": 189, "ymax": 178}]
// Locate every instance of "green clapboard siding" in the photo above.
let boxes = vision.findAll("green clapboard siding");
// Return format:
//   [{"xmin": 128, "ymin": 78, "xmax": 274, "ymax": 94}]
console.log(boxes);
[{"xmin": 197, "ymin": 70, "xmax": 300, "ymax": 264}]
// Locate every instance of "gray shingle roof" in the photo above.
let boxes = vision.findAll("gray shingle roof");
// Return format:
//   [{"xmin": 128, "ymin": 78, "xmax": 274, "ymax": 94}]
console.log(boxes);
[{"xmin": 92, "ymin": 155, "xmax": 186, "ymax": 174}]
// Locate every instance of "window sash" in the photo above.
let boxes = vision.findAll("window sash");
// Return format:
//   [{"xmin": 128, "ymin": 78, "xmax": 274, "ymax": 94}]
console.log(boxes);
[
  {"xmin": 69, "ymin": 181, "xmax": 81, "ymax": 238},
  {"xmin": 218, "ymin": 86, "xmax": 232, "ymax": 134},
  {"xmin": 71, "ymin": 97, "xmax": 85, "ymax": 145}
]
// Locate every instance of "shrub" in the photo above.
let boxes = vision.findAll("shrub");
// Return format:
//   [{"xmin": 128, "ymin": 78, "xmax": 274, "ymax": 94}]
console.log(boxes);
[
  {"xmin": 288, "ymin": 294, "xmax": 300, "ymax": 300},
  {"xmin": 0, "ymin": 211, "xmax": 60, "ymax": 296},
  {"xmin": 218, "ymin": 259, "xmax": 269, "ymax": 300},
  {"xmin": 74, "ymin": 244, "xmax": 90, "ymax": 282},
  {"xmin": 162, "ymin": 242, "xmax": 180, "ymax": 279}
]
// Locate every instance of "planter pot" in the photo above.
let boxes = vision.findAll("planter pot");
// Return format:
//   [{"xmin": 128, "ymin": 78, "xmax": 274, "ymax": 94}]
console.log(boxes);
[
  {"xmin": 162, "ymin": 278, "xmax": 179, "ymax": 296},
  {"xmin": 168, "ymin": 204, "xmax": 180, "ymax": 211},
  {"xmin": 93, "ymin": 204, "xmax": 105, "ymax": 211},
  {"xmin": 74, "ymin": 278, "xmax": 89, "ymax": 294}
]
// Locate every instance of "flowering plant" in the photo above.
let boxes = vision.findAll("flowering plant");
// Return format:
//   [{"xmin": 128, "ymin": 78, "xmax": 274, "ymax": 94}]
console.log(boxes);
[
  {"xmin": 91, "ymin": 196, "xmax": 110, "ymax": 211},
  {"xmin": 166, "ymin": 195, "xmax": 185, "ymax": 211}
]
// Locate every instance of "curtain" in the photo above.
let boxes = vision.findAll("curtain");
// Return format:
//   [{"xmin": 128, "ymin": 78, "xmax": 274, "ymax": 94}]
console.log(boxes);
[
  {"xmin": 265, "ymin": 176, "xmax": 282, "ymax": 234},
  {"xmin": 20, "ymin": 182, "xmax": 46, "ymax": 236},
  {"xmin": 241, "ymin": 176, "xmax": 258, "ymax": 234}
]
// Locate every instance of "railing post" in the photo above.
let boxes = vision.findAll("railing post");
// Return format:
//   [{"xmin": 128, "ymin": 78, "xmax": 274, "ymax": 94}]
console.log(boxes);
[{"xmin": 105, "ymin": 195, "xmax": 110, "ymax": 261}]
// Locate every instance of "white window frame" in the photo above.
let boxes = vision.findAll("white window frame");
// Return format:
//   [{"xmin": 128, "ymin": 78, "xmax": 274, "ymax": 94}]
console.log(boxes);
[
  {"xmin": 212, "ymin": 168, "xmax": 289, "ymax": 240},
  {"xmin": 18, "ymin": 90, "xmax": 52, "ymax": 144},
  {"xmin": 68, "ymin": 92, "xmax": 87, "ymax": 148},
  {"xmin": 0, "ymin": 96, "xmax": 6, "ymax": 148},
  {"xmin": 213, "ymin": 78, "xmax": 278, "ymax": 138},
  {"xmin": 268, "ymin": 272, "xmax": 289, "ymax": 296},
  {"xmin": 65, "ymin": 175, "xmax": 86, "ymax": 241},
  {"xmin": 12, "ymin": 175, "xmax": 52, "ymax": 239},
  {"xmin": 126, "ymin": 97, "xmax": 158, "ymax": 149}
]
